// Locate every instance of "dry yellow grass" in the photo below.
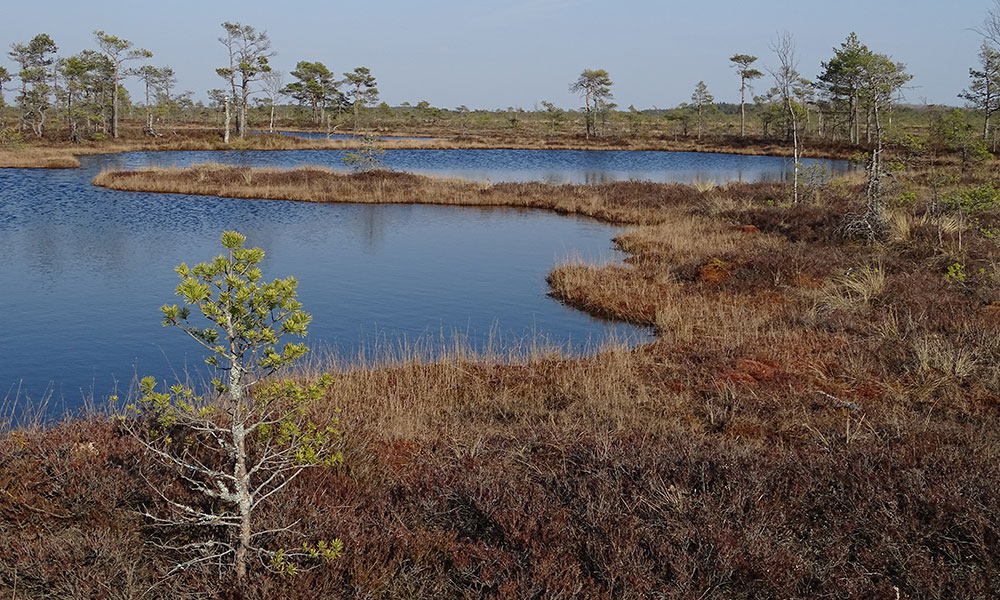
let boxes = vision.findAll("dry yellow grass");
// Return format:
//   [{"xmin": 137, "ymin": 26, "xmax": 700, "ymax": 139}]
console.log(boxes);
[
  {"xmin": 92, "ymin": 163, "xmax": 698, "ymax": 225},
  {"xmin": 89, "ymin": 162, "xmax": 1000, "ymax": 436},
  {"xmin": 0, "ymin": 148, "xmax": 80, "ymax": 169},
  {"xmin": 10, "ymin": 152, "xmax": 1000, "ymax": 596},
  {"xmin": 92, "ymin": 164, "xmax": 833, "ymax": 433}
]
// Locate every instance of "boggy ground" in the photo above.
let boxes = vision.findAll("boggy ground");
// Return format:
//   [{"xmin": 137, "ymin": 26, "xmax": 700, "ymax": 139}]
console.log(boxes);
[
  {"xmin": 0, "ymin": 126, "xmax": 858, "ymax": 169},
  {"xmin": 3, "ymin": 165, "xmax": 1000, "ymax": 598}
]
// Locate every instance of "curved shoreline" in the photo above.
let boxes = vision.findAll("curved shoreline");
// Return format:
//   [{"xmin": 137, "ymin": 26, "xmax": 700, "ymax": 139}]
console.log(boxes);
[
  {"xmin": 7, "ymin": 154, "xmax": 1000, "ymax": 596},
  {"xmin": 92, "ymin": 164, "xmax": 757, "ymax": 332}
]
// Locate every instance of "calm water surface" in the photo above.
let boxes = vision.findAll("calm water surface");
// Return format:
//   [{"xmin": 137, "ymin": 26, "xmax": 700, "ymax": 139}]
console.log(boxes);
[
  {"xmin": 101, "ymin": 148, "xmax": 850, "ymax": 185},
  {"xmin": 2, "ymin": 148, "xmax": 846, "ymax": 414}
]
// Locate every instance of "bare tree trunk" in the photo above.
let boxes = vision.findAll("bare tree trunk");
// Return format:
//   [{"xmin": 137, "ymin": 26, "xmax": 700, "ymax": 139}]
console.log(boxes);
[
  {"xmin": 353, "ymin": 83, "xmax": 361, "ymax": 133},
  {"xmin": 144, "ymin": 80, "xmax": 155, "ymax": 136},
  {"xmin": 237, "ymin": 81, "xmax": 249, "ymax": 139},
  {"xmin": 240, "ymin": 82, "xmax": 249, "ymax": 139},
  {"xmin": 853, "ymin": 92, "xmax": 860, "ymax": 144},
  {"xmin": 67, "ymin": 82, "xmax": 76, "ymax": 143},
  {"xmin": 32, "ymin": 109, "xmax": 44, "ymax": 138},
  {"xmin": 740, "ymin": 79, "xmax": 747, "ymax": 137},
  {"xmin": 984, "ymin": 75, "xmax": 992, "ymax": 142},
  {"xmin": 864, "ymin": 97, "xmax": 887, "ymax": 241},
  {"xmin": 233, "ymin": 422, "xmax": 250, "ymax": 587},
  {"xmin": 269, "ymin": 102, "xmax": 275, "ymax": 133},
  {"xmin": 224, "ymin": 97, "xmax": 231, "ymax": 144},
  {"xmin": 788, "ymin": 99, "xmax": 799, "ymax": 203},
  {"xmin": 224, "ymin": 312, "xmax": 251, "ymax": 585},
  {"xmin": 112, "ymin": 63, "xmax": 120, "ymax": 139}
]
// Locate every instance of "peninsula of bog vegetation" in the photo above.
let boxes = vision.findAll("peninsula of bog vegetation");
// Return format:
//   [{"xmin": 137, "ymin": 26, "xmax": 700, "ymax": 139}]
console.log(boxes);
[{"xmin": 1, "ymin": 9, "xmax": 1000, "ymax": 600}]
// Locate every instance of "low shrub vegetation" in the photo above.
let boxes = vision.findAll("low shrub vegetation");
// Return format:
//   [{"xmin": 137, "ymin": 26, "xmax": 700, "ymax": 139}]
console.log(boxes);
[{"xmin": 4, "ymin": 157, "xmax": 1000, "ymax": 597}]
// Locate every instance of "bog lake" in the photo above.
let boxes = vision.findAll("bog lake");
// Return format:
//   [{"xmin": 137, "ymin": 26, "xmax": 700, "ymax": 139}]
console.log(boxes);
[{"xmin": 0, "ymin": 147, "xmax": 850, "ymax": 414}]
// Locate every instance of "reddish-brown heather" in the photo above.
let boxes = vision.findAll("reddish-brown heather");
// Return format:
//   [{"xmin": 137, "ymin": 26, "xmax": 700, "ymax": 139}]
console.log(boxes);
[{"xmin": 3, "ymin": 159, "xmax": 1000, "ymax": 597}]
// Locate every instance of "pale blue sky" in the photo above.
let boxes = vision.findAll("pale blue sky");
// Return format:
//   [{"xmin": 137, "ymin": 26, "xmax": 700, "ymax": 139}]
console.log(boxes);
[{"xmin": 0, "ymin": 0, "xmax": 990, "ymax": 109}]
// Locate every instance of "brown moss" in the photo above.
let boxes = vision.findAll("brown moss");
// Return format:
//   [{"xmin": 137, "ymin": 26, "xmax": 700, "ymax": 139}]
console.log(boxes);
[{"xmin": 697, "ymin": 257, "xmax": 735, "ymax": 284}]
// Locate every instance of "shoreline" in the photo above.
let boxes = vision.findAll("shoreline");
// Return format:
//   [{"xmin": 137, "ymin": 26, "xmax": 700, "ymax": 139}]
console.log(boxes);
[
  {"xmin": 1, "ymin": 129, "xmax": 859, "ymax": 170},
  {"xmin": 5, "ymin": 160, "xmax": 1000, "ymax": 595},
  {"xmin": 92, "ymin": 165, "xmax": 713, "ymax": 328}
]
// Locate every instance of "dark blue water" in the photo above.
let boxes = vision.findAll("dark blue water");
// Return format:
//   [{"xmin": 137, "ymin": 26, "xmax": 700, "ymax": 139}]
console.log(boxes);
[
  {"xmin": 0, "ymin": 154, "xmax": 648, "ymax": 414},
  {"xmin": 1, "ymin": 148, "xmax": 846, "ymax": 414},
  {"xmin": 100, "ymin": 148, "xmax": 850, "ymax": 185}
]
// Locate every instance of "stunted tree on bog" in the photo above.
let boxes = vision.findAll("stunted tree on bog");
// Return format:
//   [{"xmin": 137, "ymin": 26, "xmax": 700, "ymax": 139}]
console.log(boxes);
[
  {"xmin": 60, "ymin": 54, "xmax": 92, "ymax": 142},
  {"xmin": 691, "ymin": 81, "xmax": 714, "ymax": 140},
  {"xmin": 343, "ymin": 66, "xmax": 378, "ymax": 133},
  {"xmin": 120, "ymin": 231, "xmax": 343, "ymax": 584},
  {"xmin": 857, "ymin": 47, "xmax": 911, "ymax": 238},
  {"xmin": 283, "ymin": 61, "xmax": 340, "ymax": 126},
  {"xmin": 960, "ymin": 41, "xmax": 1000, "ymax": 147},
  {"xmin": 131, "ymin": 65, "xmax": 175, "ymax": 136},
  {"xmin": 817, "ymin": 33, "xmax": 868, "ymax": 144},
  {"xmin": 59, "ymin": 50, "xmax": 116, "ymax": 141},
  {"xmin": 262, "ymin": 70, "xmax": 284, "ymax": 133},
  {"xmin": 570, "ymin": 68, "xmax": 613, "ymax": 139},
  {"xmin": 0, "ymin": 66, "xmax": 11, "ymax": 113},
  {"xmin": 217, "ymin": 21, "xmax": 274, "ymax": 138},
  {"xmin": 730, "ymin": 54, "xmax": 763, "ymax": 137},
  {"xmin": 9, "ymin": 33, "xmax": 59, "ymax": 137},
  {"xmin": 770, "ymin": 32, "xmax": 802, "ymax": 203},
  {"xmin": 94, "ymin": 30, "xmax": 151, "ymax": 139}
]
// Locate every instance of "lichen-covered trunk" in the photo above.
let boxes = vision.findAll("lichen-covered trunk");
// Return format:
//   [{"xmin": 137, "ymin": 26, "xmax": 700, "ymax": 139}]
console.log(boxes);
[
  {"xmin": 232, "ymin": 419, "xmax": 251, "ymax": 586},
  {"xmin": 228, "ymin": 325, "xmax": 251, "ymax": 583}
]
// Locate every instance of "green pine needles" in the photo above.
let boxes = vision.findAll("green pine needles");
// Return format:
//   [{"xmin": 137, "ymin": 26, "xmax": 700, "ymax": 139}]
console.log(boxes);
[{"xmin": 122, "ymin": 231, "xmax": 342, "ymax": 584}]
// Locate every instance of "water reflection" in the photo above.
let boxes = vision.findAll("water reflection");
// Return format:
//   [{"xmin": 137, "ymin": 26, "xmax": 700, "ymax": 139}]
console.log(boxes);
[
  {"xmin": 2, "ymin": 147, "xmax": 850, "ymax": 412},
  {"xmin": 89, "ymin": 148, "xmax": 850, "ymax": 186},
  {"xmin": 1, "ymin": 157, "xmax": 648, "ymax": 411}
]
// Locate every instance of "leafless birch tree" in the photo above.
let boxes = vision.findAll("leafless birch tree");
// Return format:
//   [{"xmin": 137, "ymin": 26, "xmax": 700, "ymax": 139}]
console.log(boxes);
[{"xmin": 770, "ymin": 32, "xmax": 801, "ymax": 203}]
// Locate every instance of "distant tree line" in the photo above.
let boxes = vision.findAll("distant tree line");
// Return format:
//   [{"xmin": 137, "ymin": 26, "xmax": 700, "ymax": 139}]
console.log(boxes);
[
  {"xmin": 0, "ymin": 22, "xmax": 381, "ymax": 142},
  {"xmin": 0, "ymin": 21, "xmax": 995, "ymax": 152}
]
